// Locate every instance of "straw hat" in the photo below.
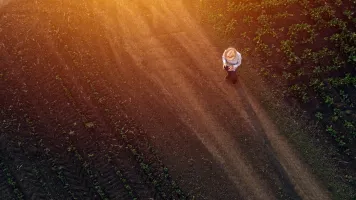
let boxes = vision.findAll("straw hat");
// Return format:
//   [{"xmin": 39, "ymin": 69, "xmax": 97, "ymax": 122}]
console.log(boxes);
[{"xmin": 224, "ymin": 47, "xmax": 238, "ymax": 65}]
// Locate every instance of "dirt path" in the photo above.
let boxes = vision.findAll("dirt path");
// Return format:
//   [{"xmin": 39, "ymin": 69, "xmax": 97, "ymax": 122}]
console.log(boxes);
[
  {"xmin": 0, "ymin": 0, "xmax": 331, "ymax": 199},
  {"xmin": 96, "ymin": 0, "xmax": 332, "ymax": 199}
]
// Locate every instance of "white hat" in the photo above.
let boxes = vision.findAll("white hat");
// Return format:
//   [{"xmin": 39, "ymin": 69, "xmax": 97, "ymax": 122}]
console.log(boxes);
[{"xmin": 224, "ymin": 47, "xmax": 238, "ymax": 65}]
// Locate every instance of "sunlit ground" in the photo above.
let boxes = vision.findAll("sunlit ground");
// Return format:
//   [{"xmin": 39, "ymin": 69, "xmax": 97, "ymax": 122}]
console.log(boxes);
[{"xmin": 0, "ymin": 0, "xmax": 340, "ymax": 199}]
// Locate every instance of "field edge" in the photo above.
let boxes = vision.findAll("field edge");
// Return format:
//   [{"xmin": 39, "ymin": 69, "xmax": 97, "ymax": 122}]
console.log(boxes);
[{"xmin": 239, "ymin": 64, "xmax": 356, "ymax": 200}]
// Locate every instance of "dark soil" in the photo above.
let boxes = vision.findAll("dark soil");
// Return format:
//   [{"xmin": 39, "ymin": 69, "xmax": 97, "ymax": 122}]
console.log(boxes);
[{"xmin": 0, "ymin": 0, "xmax": 332, "ymax": 199}]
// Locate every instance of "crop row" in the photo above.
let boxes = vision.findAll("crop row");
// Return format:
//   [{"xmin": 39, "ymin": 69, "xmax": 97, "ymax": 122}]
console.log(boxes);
[
  {"xmin": 75, "ymin": 56, "xmax": 188, "ymax": 199},
  {"xmin": 54, "ymin": 72, "xmax": 147, "ymax": 199},
  {"xmin": 48, "ymin": 29, "xmax": 188, "ymax": 198},
  {"xmin": 1, "ymin": 47, "xmax": 144, "ymax": 200},
  {"xmin": 1, "ymin": 0, "xmax": 189, "ymax": 199},
  {"xmin": 199, "ymin": 0, "xmax": 356, "ymax": 151}
]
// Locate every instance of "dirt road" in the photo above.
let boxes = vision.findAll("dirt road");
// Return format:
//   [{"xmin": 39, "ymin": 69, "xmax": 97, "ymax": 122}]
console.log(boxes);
[{"xmin": 0, "ymin": 0, "xmax": 331, "ymax": 199}]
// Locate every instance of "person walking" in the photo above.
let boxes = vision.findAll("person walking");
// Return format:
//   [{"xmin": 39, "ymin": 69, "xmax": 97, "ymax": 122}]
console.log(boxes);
[{"xmin": 222, "ymin": 47, "xmax": 242, "ymax": 84}]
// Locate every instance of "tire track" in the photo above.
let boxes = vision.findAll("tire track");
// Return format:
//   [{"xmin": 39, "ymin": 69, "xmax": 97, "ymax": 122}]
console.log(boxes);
[
  {"xmin": 110, "ymin": 2, "xmax": 274, "ymax": 199},
  {"xmin": 161, "ymin": 4, "xmax": 331, "ymax": 196},
  {"xmin": 105, "ymin": 1, "xmax": 329, "ymax": 199},
  {"xmin": 239, "ymin": 81, "xmax": 332, "ymax": 200},
  {"xmin": 1, "ymin": 0, "xmax": 332, "ymax": 199}
]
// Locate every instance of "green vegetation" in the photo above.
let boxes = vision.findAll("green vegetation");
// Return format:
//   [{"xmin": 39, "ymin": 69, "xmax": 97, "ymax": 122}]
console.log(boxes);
[
  {"xmin": 198, "ymin": 0, "xmax": 356, "ymax": 160},
  {"xmin": 190, "ymin": 0, "xmax": 356, "ymax": 199}
]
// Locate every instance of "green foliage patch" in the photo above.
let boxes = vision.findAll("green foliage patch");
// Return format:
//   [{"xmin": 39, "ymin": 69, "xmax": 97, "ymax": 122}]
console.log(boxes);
[{"xmin": 191, "ymin": 0, "xmax": 356, "ymax": 199}]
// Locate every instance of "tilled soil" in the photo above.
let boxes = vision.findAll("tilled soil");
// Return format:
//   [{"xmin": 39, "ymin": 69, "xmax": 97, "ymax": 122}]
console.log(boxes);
[{"xmin": 0, "ymin": 0, "xmax": 331, "ymax": 200}]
